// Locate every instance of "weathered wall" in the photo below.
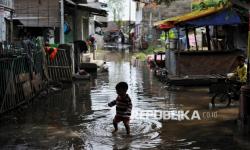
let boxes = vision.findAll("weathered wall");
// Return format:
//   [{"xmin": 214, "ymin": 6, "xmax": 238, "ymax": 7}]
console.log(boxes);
[
  {"xmin": 0, "ymin": 0, "xmax": 13, "ymax": 42},
  {"xmin": 169, "ymin": 50, "xmax": 244, "ymax": 76},
  {"xmin": 14, "ymin": 0, "xmax": 59, "ymax": 27},
  {"xmin": 141, "ymin": 0, "xmax": 192, "ymax": 45},
  {"xmin": 75, "ymin": 10, "xmax": 89, "ymax": 41}
]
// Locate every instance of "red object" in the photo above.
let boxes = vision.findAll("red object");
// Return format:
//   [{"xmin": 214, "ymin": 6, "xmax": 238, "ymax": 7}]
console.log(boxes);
[
  {"xmin": 45, "ymin": 47, "xmax": 58, "ymax": 60},
  {"xmin": 50, "ymin": 48, "xmax": 58, "ymax": 60},
  {"xmin": 158, "ymin": 24, "xmax": 174, "ymax": 30}
]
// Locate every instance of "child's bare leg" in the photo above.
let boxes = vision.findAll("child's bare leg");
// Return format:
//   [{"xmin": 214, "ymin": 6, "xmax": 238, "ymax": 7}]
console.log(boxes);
[
  {"xmin": 124, "ymin": 122, "xmax": 130, "ymax": 135},
  {"xmin": 112, "ymin": 121, "xmax": 118, "ymax": 133}
]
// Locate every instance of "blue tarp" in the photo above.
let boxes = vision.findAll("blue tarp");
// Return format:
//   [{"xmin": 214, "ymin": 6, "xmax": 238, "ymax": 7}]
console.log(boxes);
[{"xmin": 184, "ymin": 9, "xmax": 241, "ymax": 27}]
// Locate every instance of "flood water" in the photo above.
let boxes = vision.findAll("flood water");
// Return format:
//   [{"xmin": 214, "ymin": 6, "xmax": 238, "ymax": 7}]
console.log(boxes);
[{"xmin": 0, "ymin": 50, "xmax": 249, "ymax": 150}]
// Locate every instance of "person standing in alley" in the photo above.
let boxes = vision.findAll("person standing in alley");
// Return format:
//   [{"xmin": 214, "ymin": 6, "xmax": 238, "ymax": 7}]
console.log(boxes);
[
  {"xmin": 119, "ymin": 30, "xmax": 125, "ymax": 49},
  {"xmin": 88, "ymin": 35, "xmax": 96, "ymax": 60},
  {"xmin": 108, "ymin": 82, "xmax": 132, "ymax": 135}
]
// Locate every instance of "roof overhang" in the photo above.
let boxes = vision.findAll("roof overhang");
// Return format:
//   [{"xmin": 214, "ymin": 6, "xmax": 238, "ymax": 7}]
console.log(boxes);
[
  {"xmin": 78, "ymin": 4, "xmax": 107, "ymax": 17},
  {"xmin": 0, "ymin": 4, "xmax": 14, "ymax": 12},
  {"xmin": 154, "ymin": 4, "xmax": 234, "ymax": 29},
  {"xmin": 8, "ymin": 16, "xmax": 59, "ymax": 27},
  {"xmin": 65, "ymin": 0, "xmax": 108, "ymax": 17}
]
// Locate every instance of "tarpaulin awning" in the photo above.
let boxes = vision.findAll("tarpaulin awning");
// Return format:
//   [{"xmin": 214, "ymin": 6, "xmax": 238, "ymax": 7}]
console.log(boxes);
[
  {"xmin": 183, "ymin": 9, "xmax": 241, "ymax": 26},
  {"xmin": 154, "ymin": 4, "xmax": 230, "ymax": 29}
]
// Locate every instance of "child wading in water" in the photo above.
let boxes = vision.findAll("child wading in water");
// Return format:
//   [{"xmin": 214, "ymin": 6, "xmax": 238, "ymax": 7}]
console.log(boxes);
[{"xmin": 108, "ymin": 82, "xmax": 132, "ymax": 135}]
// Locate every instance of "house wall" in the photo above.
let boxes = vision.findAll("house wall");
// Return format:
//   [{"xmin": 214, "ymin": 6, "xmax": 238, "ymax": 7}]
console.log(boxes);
[
  {"xmin": 0, "ymin": 6, "xmax": 6, "ymax": 42},
  {"xmin": 89, "ymin": 15, "xmax": 95, "ymax": 36},
  {"xmin": 0, "ymin": 0, "xmax": 13, "ymax": 8},
  {"xmin": 134, "ymin": 2, "xmax": 144, "ymax": 48},
  {"xmin": 14, "ymin": 0, "xmax": 60, "ymax": 27},
  {"xmin": 234, "ymin": 23, "xmax": 248, "ymax": 51},
  {"xmin": 0, "ymin": 0, "xmax": 13, "ymax": 42},
  {"xmin": 168, "ymin": 50, "xmax": 244, "ymax": 76},
  {"xmin": 135, "ymin": 2, "xmax": 143, "ymax": 25},
  {"xmin": 75, "ymin": 10, "xmax": 89, "ymax": 41},
  {"xmin": 141, "ymin": 0, "xmax": 192, "ymax": 45}
]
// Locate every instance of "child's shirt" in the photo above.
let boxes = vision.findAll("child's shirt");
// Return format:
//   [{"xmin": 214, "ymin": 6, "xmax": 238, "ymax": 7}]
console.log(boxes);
[{"xmin": 108, "ymin": 94, "xmax": 132, "ymax": 118}]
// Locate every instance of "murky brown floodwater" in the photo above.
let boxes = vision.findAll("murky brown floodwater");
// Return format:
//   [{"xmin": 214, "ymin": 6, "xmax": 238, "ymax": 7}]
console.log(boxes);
[{"xmin": 0, "ymin": 50, "xmax": 249, "ymax": 150}]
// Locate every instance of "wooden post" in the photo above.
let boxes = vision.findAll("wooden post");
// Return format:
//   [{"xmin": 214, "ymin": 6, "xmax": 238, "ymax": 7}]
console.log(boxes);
[
  {"xmin": 164, "ymin": 29, "xmax": 168, "ymax": 70},
  {"xmin": 177, "ymin": 27, "xmax": 181, "ymax": 76},
  {"xmin": 71, "ymin": 44, "xmax": 75, "ymax": 75},
  {"xmin": 185, "ymin": 27, "xmax": 190, "ymax": 51},
  {"xmin": 215, "ymin": 26, "xmax": 218, "ymax": 39},
  {"xmin": 168, "ymin": 31, "xmax": 171, "ymax": 74},
  {"xmin": 247, "ymin": 10, "xmax": 250, "ymax": 84},
  {"xmin": 60, "ymin": 0, "xmax": 65, "ymax": 44},
  {"xmin": 10, "ymin": 10, "xmax": 13, "ymax": 44},
  {"xmin": 194, "ymin": 28, "xmax": 198, "ymax": 51},
  {"xmin": 177, "ymin": 28, "xmax": 180, "ymax": 52},
  {"xmin": 206, "ymin": 26, "xmax": 211, "ymax": 51},
  {"xmin": 73, "ymin": 3, "xmax": 77, "ymax": 42}
]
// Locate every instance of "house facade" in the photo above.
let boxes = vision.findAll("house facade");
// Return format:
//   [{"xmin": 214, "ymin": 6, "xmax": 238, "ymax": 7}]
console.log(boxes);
[
  {"xmin": 133, "ymin": 0, "xmax": 192, "ymax": 48},
  {"xmin": 13, "ymin": 0, "xmax": 107, "ymax": 44},
  {"xmin": 0, "ymin": 0, "xmax": 14, "ymax": 43}
]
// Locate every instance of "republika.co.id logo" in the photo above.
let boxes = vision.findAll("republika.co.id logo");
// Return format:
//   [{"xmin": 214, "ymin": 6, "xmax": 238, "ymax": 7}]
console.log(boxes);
[{"xmin": 132, "ymin": 110, "xmax": 218, "ymax": 121}]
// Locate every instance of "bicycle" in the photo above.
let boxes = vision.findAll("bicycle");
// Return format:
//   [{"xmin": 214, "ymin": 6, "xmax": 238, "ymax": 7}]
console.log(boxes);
[{"xmin": 211, "ymin": 79, "xmax": 242, "ymax": 108}]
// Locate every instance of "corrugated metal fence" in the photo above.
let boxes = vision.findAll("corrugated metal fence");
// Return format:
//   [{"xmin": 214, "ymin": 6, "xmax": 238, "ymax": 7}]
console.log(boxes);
[
  {"xmin": 0, "ymin": 42, "xmax": 73, "ymax": 114},
  {"xmin": 0, "ymin": 50, "xmax": 46, "ymax": 114}
]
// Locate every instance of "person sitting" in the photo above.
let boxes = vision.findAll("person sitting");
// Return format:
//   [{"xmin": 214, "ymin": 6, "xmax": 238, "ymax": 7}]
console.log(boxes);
[
  {"xmin": 226, "ymin": 55, "xmax": 247, "ymax": 99},
  {"xmin": 228, "ymin": 55, "xmax": 247, "ymax": 84}
]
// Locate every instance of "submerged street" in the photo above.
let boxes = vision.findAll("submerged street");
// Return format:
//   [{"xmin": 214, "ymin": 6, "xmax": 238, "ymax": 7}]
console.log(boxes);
[
  {"xmin": 1, "ymin": 0, "xmax": 250, "ymax": 149},
  {"xmin": 0, "ymin": 50, "xmax": 248, "ymax": 150}
]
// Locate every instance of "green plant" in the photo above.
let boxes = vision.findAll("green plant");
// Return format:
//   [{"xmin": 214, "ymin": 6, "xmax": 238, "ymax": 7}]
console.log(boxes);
[
  {"xmin": 133, "ymin": 45, "xmax": 165, "ymax": 61},
  {"xmin": 134, "ymin": 52, "xmax": 147, "ymax": 60}
]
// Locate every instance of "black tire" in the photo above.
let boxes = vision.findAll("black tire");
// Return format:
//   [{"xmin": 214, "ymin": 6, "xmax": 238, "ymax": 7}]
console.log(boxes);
[{"xmin": 211, "ymin": 93, "xmax": 231, "ymax": 108}]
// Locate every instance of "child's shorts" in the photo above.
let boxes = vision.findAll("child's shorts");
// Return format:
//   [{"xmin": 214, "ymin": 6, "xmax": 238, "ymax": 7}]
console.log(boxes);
[{"xmin": 113, "ymin": 115, "xmax": 130, "ymax": 124}]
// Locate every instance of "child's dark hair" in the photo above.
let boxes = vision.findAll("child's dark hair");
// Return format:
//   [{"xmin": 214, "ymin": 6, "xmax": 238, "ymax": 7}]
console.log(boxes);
[{"xmin": 116, "ymin": 82, "xmax": 128, "ymax": 91}]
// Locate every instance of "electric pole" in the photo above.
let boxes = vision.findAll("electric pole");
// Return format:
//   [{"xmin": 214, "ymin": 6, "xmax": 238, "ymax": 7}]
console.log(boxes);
[
  {"xmin": 129, "ymin": 0, "xmax": 131, "ymax": 45},
  {"xmin": 60, "ymin": 0, "xmax": 65, "ymax": 44}
]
